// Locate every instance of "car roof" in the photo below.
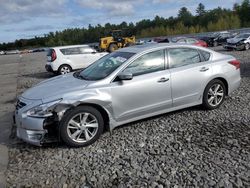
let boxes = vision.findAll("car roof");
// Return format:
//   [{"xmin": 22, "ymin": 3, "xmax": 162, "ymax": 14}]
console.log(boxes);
[
  {"xmin": 118, "ymin": 43, "xmax": 210, "ymax": 54},
  {"xmin": 51, "ymin": 44, "xmax": 90, "ymax": 49}
]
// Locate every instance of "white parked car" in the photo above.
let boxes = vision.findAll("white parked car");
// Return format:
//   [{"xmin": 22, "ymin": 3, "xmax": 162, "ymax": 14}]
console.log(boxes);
[
  {"xmin": 0, "ymin": 51, "xmax": 5, "ymax": 55},
  {"xmin": 45, "ymin": 45, "xmax": 108, "ymax": 75}
]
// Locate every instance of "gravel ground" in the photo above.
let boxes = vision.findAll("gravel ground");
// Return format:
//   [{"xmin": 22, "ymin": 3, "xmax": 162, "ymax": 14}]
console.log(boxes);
[{"xmin": 5, "ymin": 47, "xmax": 250, "ymax": 187}]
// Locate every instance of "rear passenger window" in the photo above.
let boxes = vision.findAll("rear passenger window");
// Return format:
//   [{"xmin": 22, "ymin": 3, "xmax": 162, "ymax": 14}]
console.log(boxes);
[
  {"xmin": 168, "ymin": 48, "xmax": 201, "ymax": 68},
  {"xmin": 199, "ymin": 50, "xmax": 211, "ymax": 61},
  {"xmin": 186, "ymin": 39, "xmax": 197, "ymax": 43},
  {"xmin": 60, "ymin": 48, "xmax": 80, "ymax": 55},
  {"xmin": 60, "ymin": 46, "xmax": 95, "ymax": 55}
]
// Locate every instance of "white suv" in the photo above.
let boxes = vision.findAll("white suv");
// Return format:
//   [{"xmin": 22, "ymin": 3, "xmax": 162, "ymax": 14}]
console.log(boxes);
[{"xmin": 45, "ymin": 45, "xmax": 108, "ymax": 74}]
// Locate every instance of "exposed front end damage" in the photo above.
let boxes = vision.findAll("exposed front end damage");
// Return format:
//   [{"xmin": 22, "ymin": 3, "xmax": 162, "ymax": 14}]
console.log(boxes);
[
  {"xmin": 14, "ymin": 96, "xmax": 115, "ymax": 146},
  {"xmin": 14, "ymin": 98, "xmax": 73, "ymax": 146}
]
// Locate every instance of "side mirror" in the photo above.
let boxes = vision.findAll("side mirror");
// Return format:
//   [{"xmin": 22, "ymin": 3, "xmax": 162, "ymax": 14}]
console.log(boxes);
[{"xmin": 117, "ymin": 72, "xmax": 133, "ymax": 81}]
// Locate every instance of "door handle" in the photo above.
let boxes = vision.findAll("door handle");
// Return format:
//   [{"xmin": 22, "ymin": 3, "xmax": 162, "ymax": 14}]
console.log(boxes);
[
  {"xmin": 158, "ymin": 77, "xmax": 169, "ymax": 83},
  {"xmin": 200, "ymin": 67, "xmax": 209, "ymax": 72}
]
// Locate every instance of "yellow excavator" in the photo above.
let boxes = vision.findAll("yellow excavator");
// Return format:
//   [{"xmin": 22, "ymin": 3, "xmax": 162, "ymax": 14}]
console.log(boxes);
[{"xmin": 99, "ymin": 30, "xmax": 135, "ymax": 52}]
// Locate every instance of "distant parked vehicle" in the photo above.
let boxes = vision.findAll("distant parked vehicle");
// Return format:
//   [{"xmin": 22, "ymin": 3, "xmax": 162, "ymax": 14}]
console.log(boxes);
[
  {"xmin": 45, "ymin": 45, "xmax": 108, "ymax": 75},
  {"xmin": 136, "ymin": 40, "xmax": 145, "ymax": 45},
  {"xmin": 5, "ymin": 50, "xmax": 19, "ymax": 55},
  {"xmin": 0, "ymin": 51, "xmax": 5, "ymax": 55},
  {"xmin": 154, "ymin": 37, "xmax": 170, "ymax": 43},
  {"xmin": 175, "ymin": 37, "xmax": 208, "ymax": 47},
  {"xmin": 199, "ymin": 31, "xmax": 233, "ymax": 47},
  {"xmin": 32, "ymin": 48, "xmax": 45, "ymax": 53},
  {"xmin": 224, "ymin": 33, "xmax": 250, "ymax": 51}
]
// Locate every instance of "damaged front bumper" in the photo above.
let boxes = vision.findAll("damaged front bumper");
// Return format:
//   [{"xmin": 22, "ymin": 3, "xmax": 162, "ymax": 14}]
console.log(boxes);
[{"xmin": 14, "ymin": 98, "xmax": 60, "ymax": 146}]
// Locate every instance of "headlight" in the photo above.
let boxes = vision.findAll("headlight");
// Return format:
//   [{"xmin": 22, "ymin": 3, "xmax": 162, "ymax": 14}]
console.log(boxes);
[{"xmin": 26, "ymin": 99, "xmax": 62, "ymax": 118}]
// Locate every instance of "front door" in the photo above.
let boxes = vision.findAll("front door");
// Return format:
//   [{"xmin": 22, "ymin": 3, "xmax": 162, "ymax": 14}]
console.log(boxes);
[{"xmin": 110, "ymin": 49, "xmax": 172, "ymax": 122}]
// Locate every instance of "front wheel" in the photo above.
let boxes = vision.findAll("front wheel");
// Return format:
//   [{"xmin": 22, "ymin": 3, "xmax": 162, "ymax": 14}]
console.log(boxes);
[
  {"xmin": 60, "ymin": 106, "xmax": 104, "ymax": 147},
  {"xmin": 245, "ymin": 43, "xmax": 250, "ymax": 50},
  {"xmin": 203, "ymin": 79, "xmax": 226, "ymax": 110}
]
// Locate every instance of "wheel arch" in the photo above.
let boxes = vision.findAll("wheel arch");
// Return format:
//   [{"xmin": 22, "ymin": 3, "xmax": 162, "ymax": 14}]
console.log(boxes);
[
  {"xmin": 76, "ymin": 103, "xmax": 111, "ymax": 132},
  {"xmin": 205, "ymin": 77, "xmax": 229, "ymax": 96}
]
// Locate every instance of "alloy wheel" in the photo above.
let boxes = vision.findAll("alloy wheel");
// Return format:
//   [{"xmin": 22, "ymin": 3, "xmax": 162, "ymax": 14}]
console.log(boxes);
[
  {"xmin": 207, "ymin": 83, "xmax": 224, "ymax": 107},
  {"xmin": 60, "ymin": 66, "xmax": 71, "ymax": 74},
  {"xmin": 245, "ymin": 43, "xmax": 250, "ymax": 50},
  {"xmin": 66, "ymin": 112, "xmax": 98, "ymax": 143}
]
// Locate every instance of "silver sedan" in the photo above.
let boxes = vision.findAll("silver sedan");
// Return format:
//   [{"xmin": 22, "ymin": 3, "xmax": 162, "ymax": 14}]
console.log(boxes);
[{"xmin": 14, "ymin": 43, "xmax": 241, "ymax": 147}]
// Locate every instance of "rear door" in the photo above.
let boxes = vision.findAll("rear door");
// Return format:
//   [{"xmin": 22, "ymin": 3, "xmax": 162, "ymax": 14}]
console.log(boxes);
[
  {"xmin": 78, "ymin": 47, "xmax": 106, "ymax": 68},
  {"xmin": 111, "ymin": 49, "xmax": 172, "ymax": 122},
  {"xmin": 168, "ymin": 48, "xmax": 213, "ymax": 107}
]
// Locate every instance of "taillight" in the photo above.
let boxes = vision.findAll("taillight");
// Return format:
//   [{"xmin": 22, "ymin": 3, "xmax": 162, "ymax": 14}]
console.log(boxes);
[
  {"xmin": 228, "ymin": 60, "xmax": 240, "ymax": 70},
  {"xmin": 51, "ymin": 49, "xmax": 57, "ymax": 62}
]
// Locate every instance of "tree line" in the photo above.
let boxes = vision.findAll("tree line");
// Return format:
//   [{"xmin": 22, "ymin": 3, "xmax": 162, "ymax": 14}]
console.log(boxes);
[{"xmin": 1, "ymin": 0, "xmax": 250, "ymax": 50}]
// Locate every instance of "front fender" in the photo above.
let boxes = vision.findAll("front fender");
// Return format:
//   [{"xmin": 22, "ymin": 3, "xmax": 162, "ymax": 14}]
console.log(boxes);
[{"xmin": 56, "ymin": 88, "xmax": 118, "ymax": 130}]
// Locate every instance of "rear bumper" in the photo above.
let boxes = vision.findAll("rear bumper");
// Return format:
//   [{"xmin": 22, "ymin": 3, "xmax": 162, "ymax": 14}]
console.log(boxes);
[
  {"xmin": 227, "ymin": 68, "xmax": 241, "ymax": 95},
  {"xmin": 45, "ymin": 64, "xmax": 54, "ymax": 72}
]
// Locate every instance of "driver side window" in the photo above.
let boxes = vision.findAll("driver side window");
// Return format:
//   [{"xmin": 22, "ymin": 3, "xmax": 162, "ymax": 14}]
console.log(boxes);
[{"xmin": 123, "ymin": 50, "xmax": 165, "ymax": 76}]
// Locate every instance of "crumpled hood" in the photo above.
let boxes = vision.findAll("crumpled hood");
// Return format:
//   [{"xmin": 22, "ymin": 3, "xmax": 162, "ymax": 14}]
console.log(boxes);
[
  {"xmin": 227, "ymin": 37, "xmax": 245, "ymax": 44},
  {"xmin": 22, "ymin": 73, "xmax": 89, "ymax": 101}
]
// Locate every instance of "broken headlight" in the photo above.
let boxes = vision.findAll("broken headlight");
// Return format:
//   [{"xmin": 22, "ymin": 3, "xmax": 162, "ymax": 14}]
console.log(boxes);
[{"xmin": 27, "ymin": 99, "xmax": 62, "ymax": 118}]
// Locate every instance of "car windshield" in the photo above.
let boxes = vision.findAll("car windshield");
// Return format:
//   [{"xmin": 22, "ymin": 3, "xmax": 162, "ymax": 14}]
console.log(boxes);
[
  {"xmin": 78, "ymin": 52, "xmax": 135, "ymax": 80},
  {"xmin": 235, "ymin": 34, "xmax": 250, "ymax": 39}
]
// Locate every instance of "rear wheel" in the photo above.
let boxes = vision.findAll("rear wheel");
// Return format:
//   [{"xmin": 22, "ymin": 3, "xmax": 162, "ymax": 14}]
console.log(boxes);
[
  {"xmin": 60, "ymin": 106, "xmax": 104, "ymax": 147},
  {"xmin": 203, "ymin": 79, "xmax": 226, "ymax": 110},
  {"xmin": 58, "ymin": 64, "xmax": 72, "ymax": 75},
  {"xmin": 108, "ymin": 43, "xmax": 118, "ymax": 52}
]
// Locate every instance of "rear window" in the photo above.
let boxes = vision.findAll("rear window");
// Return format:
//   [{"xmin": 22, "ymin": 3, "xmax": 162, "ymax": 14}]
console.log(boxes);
[
  {"xmin": 199, "ymin": 50, "xmax": 211, "ymax": 61},
  {"xmin": 47, "ymin": 49, "xmax": 53, "ymax": 56}
]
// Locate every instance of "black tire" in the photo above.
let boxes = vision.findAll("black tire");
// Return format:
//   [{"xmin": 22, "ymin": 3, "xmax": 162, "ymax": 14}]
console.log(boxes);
[
  {"xmin": 202, "ymin": 79, "xmax": 226, "ymax": 110},
  {"xmin": 125, "ymin": 42, "xmax": 134, "ymax": 47},
  {"xmin": 58, "ymin": 64, "xmax": 72, "ymax": 75},
  {"xmin": 245, "ymin": 43, "xmax": 250, "ymax": 50},
  {"xmin": 60, "ymin": 106, "xmax": 104, "ymax": 147},
  {"xmin": 108, "ymin": 43, "xmax": 118, "ymax": 52}
]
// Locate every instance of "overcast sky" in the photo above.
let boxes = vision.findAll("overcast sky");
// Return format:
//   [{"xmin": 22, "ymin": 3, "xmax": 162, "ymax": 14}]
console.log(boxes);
[{"xmin": 0, "ymin": 0, "xmax": 243, "ymax": 43}]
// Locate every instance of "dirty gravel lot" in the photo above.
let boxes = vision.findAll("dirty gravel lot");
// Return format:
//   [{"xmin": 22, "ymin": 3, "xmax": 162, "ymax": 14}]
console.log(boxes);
[{"xmin": 4, "ymin": 47, "xmax": 250, "ymax": 187}]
